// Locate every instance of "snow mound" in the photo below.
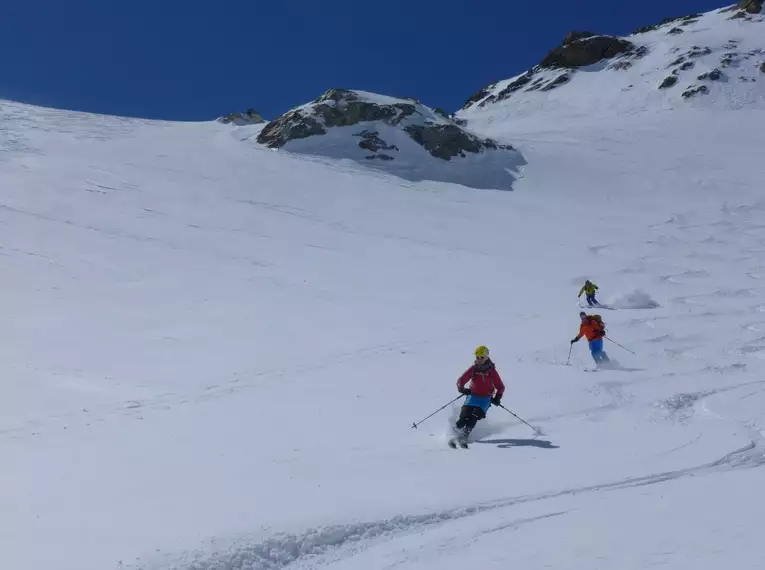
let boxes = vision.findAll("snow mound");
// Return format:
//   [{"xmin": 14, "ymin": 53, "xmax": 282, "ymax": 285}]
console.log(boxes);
[
  {"xmin": 252, "ymin": 88, "xmax": 526, "ymax": 190},
  {"xmin": 608, "ymin": 289, "xmax": 661, "ymax": 309}
]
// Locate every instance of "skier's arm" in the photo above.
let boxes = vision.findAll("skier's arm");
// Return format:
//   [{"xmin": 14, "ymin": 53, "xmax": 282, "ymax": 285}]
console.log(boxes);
[
  {"xmin": 571, "ymin": 325, "xmax": 584, "ymax": 343},
  {"xmin": 593, "ymin": 283, "xmax": 598, "ymax": 291},
  {"xmin": 456, "ymin": 367, "xmax": 474, "ymax": 392},
  {"xmin": 492, "ymin": 370, "xmax": 505, "ymax": 396},
  {"xmin": 577, "ymin": 285, "xmax": 585, "ymax": 297}
]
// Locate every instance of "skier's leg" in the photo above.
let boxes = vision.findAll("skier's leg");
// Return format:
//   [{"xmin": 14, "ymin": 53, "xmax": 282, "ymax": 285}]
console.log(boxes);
[
  {"xmin": 463, "ymin": 407, "xmax": 486, "ymax": 436},
  {"xmin": 455, "ymin": 405, "xmax": 471, "ymax": 430},
  {"xmin": 590, "ymin": 339, "xmax": 604, "ymax": 363}
]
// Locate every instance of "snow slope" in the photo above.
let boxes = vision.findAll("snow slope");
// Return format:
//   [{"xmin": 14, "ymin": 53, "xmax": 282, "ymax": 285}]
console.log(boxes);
[
  {"xmin": 2, "ymin": 50, "xmax": 765, "ymax": 570},
  {"xmin": 459, "ymin": 5, "xmax": 765, "ymax": 129}
]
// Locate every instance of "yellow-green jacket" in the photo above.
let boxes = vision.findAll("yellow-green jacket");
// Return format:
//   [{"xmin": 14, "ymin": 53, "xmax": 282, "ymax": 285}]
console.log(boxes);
[{"xmin": 578, "ymin": 281, "xmax": 598, "ymax": 297}]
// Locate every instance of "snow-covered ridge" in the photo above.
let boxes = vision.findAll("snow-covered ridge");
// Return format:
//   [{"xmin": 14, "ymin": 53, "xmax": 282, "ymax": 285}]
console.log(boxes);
[
  {"xmin": 248, "ymin": 88, "xmax": 525, "ymax": 190},
  {"xmin": 458, "ymin": 2, "xmax": 765, "ymax": 126}
]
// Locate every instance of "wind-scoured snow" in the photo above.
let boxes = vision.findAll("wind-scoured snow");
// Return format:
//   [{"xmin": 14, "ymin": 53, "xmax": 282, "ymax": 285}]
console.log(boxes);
[
  {"xmin": 459, "ymin": 6, "xmax": 765, "ymax": 132},
  {"xmin": 2, "ymin": 6, "xmax": 765, "ymax": 567}
]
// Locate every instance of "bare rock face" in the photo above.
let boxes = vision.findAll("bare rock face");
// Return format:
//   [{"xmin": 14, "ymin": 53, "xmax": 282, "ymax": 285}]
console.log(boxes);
[
  {"xmin": 634, "ymin": 13, "xmax": 701, "ymax": 34},
  {"xmin": 257, "ymin": 89, "xmax": 514, "ymax": 162},
  {"xmin": 682, "ymin": 85, "xmax": 710, "ymax": 98},
  {"xmin": 217, "ymin": 109, "xmax": 265, "ymax": 126},
  {"xmin": 739, "ymin": 0, "xmax": 763, "ymax": 14},
  {"xmin": 257, "ymin": 89, "xmax": 416, "ymax": 149},
  {"xmin": 539, "ymin": 33, "xmax": 635, "ymax": 69}
]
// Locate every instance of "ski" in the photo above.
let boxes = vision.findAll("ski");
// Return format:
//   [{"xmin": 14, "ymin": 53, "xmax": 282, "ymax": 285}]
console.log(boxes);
[{"xmin": 448, "ymin": 437, "xmax": 469, "ymax": 449}]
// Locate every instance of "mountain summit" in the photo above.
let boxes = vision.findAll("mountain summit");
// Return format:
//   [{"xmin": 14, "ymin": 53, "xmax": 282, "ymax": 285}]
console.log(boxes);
[{"xmin": 459, "ymin": 3, "xmax": 765, "ymax": 128}]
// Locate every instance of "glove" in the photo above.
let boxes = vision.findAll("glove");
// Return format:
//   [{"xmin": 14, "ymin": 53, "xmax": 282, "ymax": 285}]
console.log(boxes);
[
  {"xmin": 491, "ymin": 394, "xmax": 502, "ymax": 406},
  {"xmin": 459, "ymin": 387, "xmax": 471, "ymax": 396},
  {"xmin": 570, "ymin": 338, "xmax": 578, "ymax": 344}
]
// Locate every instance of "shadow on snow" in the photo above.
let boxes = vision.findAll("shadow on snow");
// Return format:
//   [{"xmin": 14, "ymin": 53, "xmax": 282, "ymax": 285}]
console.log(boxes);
[{"xmin": 477, "ymin": 438, "xmax": 560, "ymax": 449}]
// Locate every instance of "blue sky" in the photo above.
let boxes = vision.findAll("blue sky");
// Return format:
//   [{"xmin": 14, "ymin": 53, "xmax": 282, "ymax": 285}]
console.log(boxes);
[{"xmin": 0, "ymin": 0, "xmax": 729, "ymax": 120}]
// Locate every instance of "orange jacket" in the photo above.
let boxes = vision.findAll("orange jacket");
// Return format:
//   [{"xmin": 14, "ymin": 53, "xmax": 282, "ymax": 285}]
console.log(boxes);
[{"xmin": 576, "ymin": 318, "xmax": 604, "ymax": 342}]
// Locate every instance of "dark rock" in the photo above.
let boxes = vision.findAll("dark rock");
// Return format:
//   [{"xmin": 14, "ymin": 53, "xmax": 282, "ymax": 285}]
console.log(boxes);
[
  {"xmin": 721, "ymin": 53, "xmax": 735, "ymax": 67},
  {"xmin": 492, "ymin": 72, "xmax": 535, "ymax": 102},
  {"xmin": 433, "ymin": 108, "xmax": 451, "ymax": 119},
  {"xmin": 760, "ymin": 62, "xmax": 765, "ymax": 73},
  {"xmin": 461, "ymin": 83, "xmax": 497, "ymax": 110},
  {"xmin": 257, "ymin": 110, "xmax": 325, "ymax": 148},
  {"xmin": 257, "ymin": 88, "xmax": 417, "ymax": 148},
  {"xmin": 659, "ymin": 76, "xmax": 678, "ymax": 89},
  {"xmin": 609, "ymin": 60, "xmax": 633, "ymax": 71},
  {"xmin": 739, "ymin": 0, "xmax": 763, "ymax": 14},
  {"xmin": 259, "ymin": 88, "xmax": 514, "ymax": 164},
  {"xmin": 404, "ymin": 124, "xmax": 512, "ymax": 161},
  {"xmin": 633, "ymin": 14, "xmax": 700, "ymax": 34},
  {"xmin": 540, "ymin": 74, "xmax": 571, "ymax": 91},
  {"xmin": 539, "ymin": 34, "xmax": 634, "ymax": 69},
  {"xmin": 610, "ymin": 45, "xmax": 649, "ymax": 70},
  {"xmin": 680, "ymin": 61, "xmax": 696, "ymax": 71},
  {"xmin": 689, "ymin": 46, "xmax": 712, "ymax": 58},
  {"xmin": 353, "ymin": 130, "xmax": 399, "ymax": 153},
  {"xmin": 668, "ymin": 56, "xmax": 687, "ymax": 67},
  {"xmin": 563, "ymin": 31, "xmax": 597, "ymax": 45},
  {"xmin": 698, "ymin": 69, "xmax": 723, "ymax": 81},
  {"xmin": 681, "ymin": 85, "xmax": 710, "ymax": 99},
  {"xmin": 667, "ymin": 27, "xmax": 684, "ymax": 35},
  {"xmin": 218, "ymin": 108, "xmax": 265, "ymax": 125}
]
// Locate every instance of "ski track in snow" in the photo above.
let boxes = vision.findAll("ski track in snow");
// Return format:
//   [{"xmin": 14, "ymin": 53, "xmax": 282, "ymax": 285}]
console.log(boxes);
[
  {"xmin": 4, "ymin": 33, "xmax": 765, "ymax": 569},
  {"xmin": 135, "ymin": 423, "xmax": 765, "ymax": 570}
]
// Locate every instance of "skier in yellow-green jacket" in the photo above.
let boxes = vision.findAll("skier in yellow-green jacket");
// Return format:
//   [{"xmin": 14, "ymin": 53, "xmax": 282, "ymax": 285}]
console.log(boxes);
[{"xmin": 578, "ymin": 280, "xmax": 600, "ymax": 307}]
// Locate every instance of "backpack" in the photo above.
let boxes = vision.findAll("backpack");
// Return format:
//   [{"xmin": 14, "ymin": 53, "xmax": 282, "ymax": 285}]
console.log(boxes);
[{"xmin": 589, "ymin": 314, "xmax": 606, "ymax": 335}]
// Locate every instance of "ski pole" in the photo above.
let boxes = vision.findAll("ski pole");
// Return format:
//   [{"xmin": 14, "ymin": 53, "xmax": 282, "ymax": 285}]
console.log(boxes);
[
  {"xmin": 605, "ymin": 336, "xmax": 635, "ymax": 355},
  {"xmin": 411, "ymin": 394, "xmax": 464, "ymax": 429},
  {"xmin": 498, "ymin": 404, "xmax": 543, "ymax": 434},
  {"xmin": 565, "ymin": 343, "xmax": 573, "ymax": 365}
]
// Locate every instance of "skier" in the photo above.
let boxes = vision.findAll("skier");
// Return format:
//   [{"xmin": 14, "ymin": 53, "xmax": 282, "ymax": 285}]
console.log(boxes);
[
  {"xmin": 453, "ymin": 345, "xmax": 505, "ymax": 447},
  {"xmin": 571, "ymin": 311, "xmax": 610, "ymax": 365},
  {"xmin": 577, "ymin": 280, "xmax": 600, "ymax": 307}
]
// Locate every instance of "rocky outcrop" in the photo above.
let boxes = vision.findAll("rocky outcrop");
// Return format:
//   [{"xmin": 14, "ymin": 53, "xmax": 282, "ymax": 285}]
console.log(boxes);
[
  {"xmin": 404, "ymin": 124, "xmax": 509, "ymax": 160},
  {"xmin": 257, "ymin": 89, "xmax": 514, "ymax": 162},
  {"xmin": 659, "ymin": 76, "xmax": 678, "ymax": 89},
  {"xmin": 461, "ymin": 83, "xmax": 497, "ymax": 110},
  {"xmin": 698, "ymin": 69, "xmax": 723, "ymax": 81},
  {"xmin": 739, "ymin": 0, "xmax": 763, "ymax": 14},
  {"xmin": 354, "ymin": 130, "xmax": 398, "ymax": 153},
  {"xmin": 760, "ymin": 61, "xmax": 765, "ymax": 73},
  {"xmin": 257, "ymin": 89, "xmax": 416, "ymax": 149},
  {"xmin": 257, "ymin": 110, "xmax": 325, "ymax": 148},
  {"xmin": 539, "ymin": 33, "xmax": 634, "ymax": 68},
  {"xmin": 540, "ymin": 74, "xmax": 571, "ymax": 91},
  {"xmin": 218, "ymin": 109, "xmax": 265, "ymax": 126},
  {"xmin": 634, "ymin": 13, "xmax": 701, "ymax": 34},
  {"xmin": 682, "ymin": 85, "xmax": 710, "ymax": 98}
]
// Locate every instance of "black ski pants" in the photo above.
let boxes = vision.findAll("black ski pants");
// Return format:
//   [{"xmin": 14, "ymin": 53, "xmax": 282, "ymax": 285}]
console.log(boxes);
[{"xmin": 455, "ymin": 405, "xmax": 486, "ymax": 434}]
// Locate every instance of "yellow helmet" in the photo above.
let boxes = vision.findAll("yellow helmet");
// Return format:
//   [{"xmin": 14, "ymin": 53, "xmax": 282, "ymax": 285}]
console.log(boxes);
[{"xmin": 474, "ymin": 345, "xmax": 490, "ymax": 358}]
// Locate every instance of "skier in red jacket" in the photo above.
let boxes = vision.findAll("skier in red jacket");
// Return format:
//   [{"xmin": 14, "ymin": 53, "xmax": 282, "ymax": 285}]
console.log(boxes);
[{"xmin": 453, "ymin": 345, "xmax": 505, "ymax": 446}]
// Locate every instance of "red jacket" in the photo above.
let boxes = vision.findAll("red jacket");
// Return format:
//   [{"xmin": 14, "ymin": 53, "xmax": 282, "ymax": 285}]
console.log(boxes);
[
  {"xmin": 457, "ymin": 362, "xmax": 505, "ymax": 397},
  {"xmin": 576, "ymin": 318, "xmax": 604, "ymax": 342}
]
